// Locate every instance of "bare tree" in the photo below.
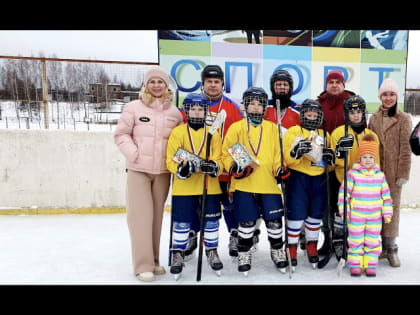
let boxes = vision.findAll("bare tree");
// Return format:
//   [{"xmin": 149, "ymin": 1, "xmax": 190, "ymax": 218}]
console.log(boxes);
[{"xmin": 47, "ymin": 55, "xmax": 63, "ymax": 124}]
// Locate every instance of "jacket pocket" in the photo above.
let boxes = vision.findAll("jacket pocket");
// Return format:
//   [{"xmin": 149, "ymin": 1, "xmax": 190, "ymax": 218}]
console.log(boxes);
[
  {"xmin": 163, "ymin": 117, "xmax": 179, "ymax": 138},
  {"xmin": 165, "ymin": 117, "xmax": 178, "ymax": 128}
]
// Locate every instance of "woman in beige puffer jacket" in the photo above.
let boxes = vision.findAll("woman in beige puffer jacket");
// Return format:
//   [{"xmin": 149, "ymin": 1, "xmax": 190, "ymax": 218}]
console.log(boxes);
[
  {"xmin": 114, "ymin": 66, "xmax": 183, "ymax": 281},
  {"xmin": 368, "ymin": 78, "xmax": 412, "ymax": 267}
]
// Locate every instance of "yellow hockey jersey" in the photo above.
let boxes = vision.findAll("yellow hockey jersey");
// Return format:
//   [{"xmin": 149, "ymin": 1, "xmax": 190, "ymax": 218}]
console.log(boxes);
[
  {"xmin": 330, "ymin": 126, "xmax": 380, "ymax": 183},
  {"xmin": 283, "ymin": 125, "xmax": 334, "ymax": 176},
  {"xmin": 222, "ymin": 119, "xmax": 282, "ymax": 194},
  {"xmin": 166, "ymin": 124, "xmax": 223, "ymax": 196}
]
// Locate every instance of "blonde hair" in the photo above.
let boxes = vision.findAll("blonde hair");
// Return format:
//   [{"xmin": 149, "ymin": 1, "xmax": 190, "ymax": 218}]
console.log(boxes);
[{"xmin": 139, "ymin": 84, "xmax": 173, "ymax": 105}]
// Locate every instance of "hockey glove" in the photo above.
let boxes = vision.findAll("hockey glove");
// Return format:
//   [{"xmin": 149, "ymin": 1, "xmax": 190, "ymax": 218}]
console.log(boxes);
[
  {"xmin": 335, "ymin": 134, "xmax": 354, "ymax": 159},
  {"xmin": 275, "ymin": 166, "xmax": 290, "ymax": 184},
  {"xmin": 229, "ymin": 162, "xmax": 253, "ymax": 179},
  {"xmin": 176, "ymin": 160, "xmax": 196, "ymax": 180},
  {"xmin": 290, "ymin": 139, "xmax": 312, "ymax": 159},
  {"xmin": 200, "ymin": 160, "xmax": 220, "ymax": 177},
  {"xmin": 322, "ymin": 147, "xmax": 335, "ymax": 166}
]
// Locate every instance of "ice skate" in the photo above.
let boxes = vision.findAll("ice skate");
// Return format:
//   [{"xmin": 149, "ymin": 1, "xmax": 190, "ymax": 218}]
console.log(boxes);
[
  {"xmin": 170, "ymin": 250, "xmax": 185, "ymax": 281},
  {"xmin": 306, "ymin": 241, "xmax": 319, "ymax": 269},
  {"xmin": 288, "ymin": 244, "xmax": 298, "ymax": 272},
  {"xmin": 206, "ymin": 248, "xmax": 223, "ymax": 276},
  {"xmin": 299, "ymin": 231, "xmax": 306, "ymax": 250},
  {"xmin": 183, "ymin": 231, "xmax": 197, "ymax": 262},
  {"xmin": 270, "ymin": 247, "xmax": 288, "ymax": 273},
  {"xmin": 238, "ymin": 251, "xmax": 251, "ymax": 277},
  {"xmin": 228, "ymin": 229, "xmax": 239, "ymax": 260}
]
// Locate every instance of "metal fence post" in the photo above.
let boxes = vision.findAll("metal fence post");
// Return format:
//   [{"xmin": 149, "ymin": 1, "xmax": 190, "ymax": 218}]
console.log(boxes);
[{"xmin": 41, "ymin": 59, "xmax": 49, "ymax": 129}]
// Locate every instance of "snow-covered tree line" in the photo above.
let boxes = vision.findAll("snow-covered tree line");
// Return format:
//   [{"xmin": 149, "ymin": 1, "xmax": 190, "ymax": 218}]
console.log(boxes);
[{"xmin": 0, "ymin": 54, "xmax": 144, "ymax": 121}]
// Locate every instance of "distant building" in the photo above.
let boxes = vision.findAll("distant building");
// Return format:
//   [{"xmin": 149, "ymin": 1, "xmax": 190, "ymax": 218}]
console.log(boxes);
[
  {"xmin": 87, "ymin": 83, "xmax": 139, "ymax": 104},
  {"xmin": 88, "ymin": 83, "xmax": 121, "ymax": 103}
]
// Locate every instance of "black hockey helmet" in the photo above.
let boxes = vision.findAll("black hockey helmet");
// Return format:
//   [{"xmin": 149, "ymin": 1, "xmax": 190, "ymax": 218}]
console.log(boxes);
[
  {"xmin": 242, "ymin": 87, "xmax": 268, "ymax": 124},
  {"xmin": 343, "ymin": 95, "xmax": 367, "ymax": 128},
  {"xmin": 270, "ymin": 69, "xmax": 294, "ymax": 98},
  {"xmin": 300, "ymin": 98, "xmax": 324, "ymax": 130},
  {"xmin": 201, "ymin": 65, "xmax": 224, "ymax": 84}
]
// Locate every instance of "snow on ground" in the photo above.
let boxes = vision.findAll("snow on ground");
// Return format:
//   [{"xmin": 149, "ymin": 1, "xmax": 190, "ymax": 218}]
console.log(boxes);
[{"xmin": 1, "ymin": 208, "xmax": 419, "ymax": 285}]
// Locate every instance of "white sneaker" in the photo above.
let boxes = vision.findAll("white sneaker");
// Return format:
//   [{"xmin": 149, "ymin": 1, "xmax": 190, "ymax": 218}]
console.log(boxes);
[
  {"xmin": 153, "ymin": 265, "xmax": 166, "ymax": 275},
  {"xmin": 137, "ymin": 272, "xmax": 155, "ymax": 282}
]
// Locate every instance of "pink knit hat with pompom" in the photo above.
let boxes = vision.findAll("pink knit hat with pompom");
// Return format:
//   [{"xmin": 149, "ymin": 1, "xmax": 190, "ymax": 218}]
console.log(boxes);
[{"xmin": 378, "ymin": 78, "xmax": 399, "ymax": 100}]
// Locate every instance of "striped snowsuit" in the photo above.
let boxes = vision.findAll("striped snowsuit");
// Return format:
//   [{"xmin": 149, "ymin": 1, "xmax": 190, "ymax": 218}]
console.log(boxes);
[{"xmin": 338, "ymin": 163, "xmax": 393, "ymax": 270}]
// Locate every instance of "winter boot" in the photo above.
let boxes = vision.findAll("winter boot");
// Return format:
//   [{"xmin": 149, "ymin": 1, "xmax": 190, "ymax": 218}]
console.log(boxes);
[
  {"xmin": 206, "ymin": 248, "xmax": 223, "ymax": 276},
  {"xmin": 306, "ymin": 241, "xmax": 318, "ymax": 269},
  {"xmin": 365, "ymin": 268, "xmax": 377, "ymax": 277},
  {"xmin": 270, "ymin": 247, "xmax": 288, "ymax": 273},
  {"xmin": 170, "ymin": 250, "xmax": 185, "ymax": 281},
  {"xmin": 350, "ymin": 268, "xmax": 362, "ymax": 277},
  {"xmin": 288, "ymin": 244, "xmax": 298, "ymax": 271},
  {"xmin": 238, "ymin": 251, "xmax": 252, "ymax": 276},
  {"xmin": 228, "ymin": 229, "xmax": 239, "ymax": 258},
  {"xmin": 137, "ymin": 272, "xmax": 155, "ymax": 282},
  {"xmin": 387, "ymin": 244, "xmax": 401, "ymax": 267},
  {"xmin": 184, "ymin": 231, "xmax": 197, "ymax": 262}
]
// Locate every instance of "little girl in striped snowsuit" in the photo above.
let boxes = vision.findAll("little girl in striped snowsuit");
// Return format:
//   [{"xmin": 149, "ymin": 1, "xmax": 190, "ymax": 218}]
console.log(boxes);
[{"xmin": 338, "ymin": 134, "xmax": 393, "ymax": 277}]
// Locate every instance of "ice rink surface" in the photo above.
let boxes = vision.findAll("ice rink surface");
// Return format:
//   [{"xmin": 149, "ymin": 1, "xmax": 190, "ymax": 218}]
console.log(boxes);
[{"xmin": 1, "ymin": 209, "xmax": 420, "ymax": 285}]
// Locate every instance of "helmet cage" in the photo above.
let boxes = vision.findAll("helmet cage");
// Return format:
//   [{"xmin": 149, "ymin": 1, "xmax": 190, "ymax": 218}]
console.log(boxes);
[
  {"xmin": 344, "ymin": 96, "xmax": 367, "ymax": 128},
  {"xmin": 270, "ymin": 69, "xmax": 293, "ymax": 98},
  {"xmin": 183, "ymin": 94, "xmax": 210, "ymax": 125},
  {"xmin": 243, "ymin": 88, "xmax": 268, "ymax": 124},
  {"xmin": 300, "ymin": 99, "xmax": 324, "ymax": 130}
]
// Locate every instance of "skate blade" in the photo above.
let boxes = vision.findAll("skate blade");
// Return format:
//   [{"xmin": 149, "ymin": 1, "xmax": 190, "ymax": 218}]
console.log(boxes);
[
  {"xmin": 242, "ymin": 271, "xmax": 249, "ymax": 277},
  {"xmin": 311, "ymin": 263, "xmax": 318, "ymax": 270},
  {"xmin": 215, "ymin": 270, "xmax": 222, "ymax": 277},
  {"xmin": 173, "ymin": 273, "xmax": 182, "ymax": 281},
  {"xmin": 291, "ymin": 266, "xmax": 296, "ymax": 273}
]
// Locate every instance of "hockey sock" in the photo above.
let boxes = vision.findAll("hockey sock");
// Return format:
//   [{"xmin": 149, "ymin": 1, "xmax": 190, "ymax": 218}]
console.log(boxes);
[
  {"xmin": 172, "ymin": 221, "xmax": 192, "ymax": 251},
  {"xmin": 287, "ymin": 220, "xmax": 304, "ymax": 245},
  {"xmin": 204, "ymin": 220, "xmax": 219, "ymax": 249},
  {"xmin": 304, "ymin": 217, "xmax": 322, "ymax": 242},
  {"xmin": 238, "ymin": 221, "xmax": 256, "ymax": 252},
  {"xmin": 266, "ymin": 218, "xmax": 283, "ymax": 249}
]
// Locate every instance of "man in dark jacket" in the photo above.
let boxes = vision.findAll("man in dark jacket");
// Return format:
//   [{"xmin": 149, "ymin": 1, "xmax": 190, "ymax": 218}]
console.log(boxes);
[{"xmin": 317, "ymin": 70, "xmax": 355, "ymax": 134}]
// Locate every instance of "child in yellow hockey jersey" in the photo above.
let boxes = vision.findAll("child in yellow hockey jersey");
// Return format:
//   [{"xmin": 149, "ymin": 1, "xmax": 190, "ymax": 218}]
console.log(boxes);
[
  {"xmin": 283, "ymin": 99, "xmax": 335, "ymax": 270},
  {"xmin": 222, "ymin": 87, "xmax": 289, "ymax": 275},
  {"xmin": 166, "ymin": 93, "xmax": 224, "ymax": 280},
  {"xmin": 326, "ymin": 95, "xmax": 380, "ymax": 257}
]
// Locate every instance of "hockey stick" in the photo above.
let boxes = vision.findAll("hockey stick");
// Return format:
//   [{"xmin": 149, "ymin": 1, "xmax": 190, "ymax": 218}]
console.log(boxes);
[
  {"xmin": 317, "ymin": 121, "xmax": 333, "ymax": 269},
  {"xmin": 168, "ymin": 80, "xmax": 179, "ymax": 267},
  {"xmin": 336, "ymin": 115, "xmax": 349, "ymax": 276},
  {"xmin": 196, "ymin": 109, "xmax": 227, "ymax": 282},
  {"xmin": 276, "ymin": 100, "xmax": 292, "ymax": 279}
]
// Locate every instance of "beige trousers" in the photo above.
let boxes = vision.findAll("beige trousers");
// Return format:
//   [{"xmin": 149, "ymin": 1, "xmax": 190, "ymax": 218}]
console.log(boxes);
[{"xmin": 126, "ymin": 170, "xmax": 170, "ymax": 275}]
